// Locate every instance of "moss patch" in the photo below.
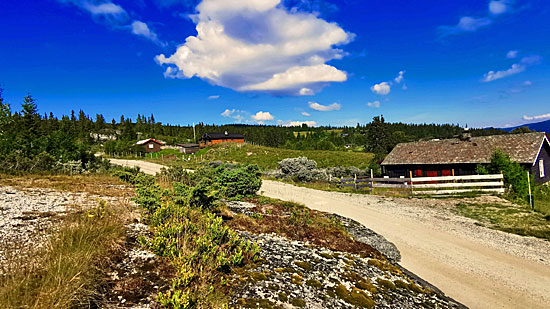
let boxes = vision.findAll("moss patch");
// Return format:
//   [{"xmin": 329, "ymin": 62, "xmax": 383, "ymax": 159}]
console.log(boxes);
[
  {"xmin": 294, "ymin": 261, "xmax": 312, "ymax": 271},
  {"xmin": 334, "ymin": 284, "xmax": 375, "ymax": 308},
  {"xmin": 290, "ymin": 298, "xmax": 306, "ymax": 307},
  {"xmin": 305, "ymin": 279, "xmax": 323, "ymax": 289}
]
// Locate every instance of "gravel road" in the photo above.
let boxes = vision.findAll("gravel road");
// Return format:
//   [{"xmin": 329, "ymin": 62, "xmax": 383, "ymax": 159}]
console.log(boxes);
[
  {"xmin": 261, "ymin": 180, "xmax": 550, "ymax": 309},
  {"xmin": 108, "ymin": 159, "xmax": 550, "ymax": 309}
]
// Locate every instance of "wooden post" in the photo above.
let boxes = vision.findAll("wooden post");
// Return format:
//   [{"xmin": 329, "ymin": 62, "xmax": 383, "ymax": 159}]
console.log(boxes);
[
  {"xmin": 527, "ymin": 171, "xmax": 533, "ymax": 210},
  {"xmin": 370, "ymin": 169, "xmax": 374, "ymax": 193},
  {"xmin": 354, "ymin": 174, "xmax": 357, "ymax": 190},
  {"xmin": 409, "ymin": 170, "xmax": 414, "ymax": 194}
]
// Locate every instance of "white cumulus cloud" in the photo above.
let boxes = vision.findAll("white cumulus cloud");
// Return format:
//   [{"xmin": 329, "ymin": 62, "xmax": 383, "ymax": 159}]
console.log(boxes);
[
  {"xmin": 131, "ymin": 21, "xmax": 165, "ymax": 46},
  {"xmin": 483, "ymin": 55, "xmax": 542, "ymax": 82},
  {"xmin": 506, "ymin": 50, "xmax": 518, "ymax": 58},
  {"xmin": 308, "ymin": 101, "xmax": 341, "ymax": 111},
  {"xmin": 277, "ymin": 120, "xmax": 317, "ymax": 127},
  {"xmin": 523, "ymin": 113, "xmax": 550, "ymax": 121},
  {"xmin": 394, "ymin": 71, "xmax": 405, "ymax": 83},
  {"xmin": 155, "ymin": 0, "xmax": 352, "ymax": 95},
  {"xmin": 301, "ymin": 111, "xmax": 311, "ymax": 117},
  {"xmin": 489, "ymin": 0, "xmax": 511, "ymax": 15},
  {"xmin": 371, "ymin": 82, "xmax": 391, "ymax": 95},
  {"xmin": 83, "ymin": 1, "xmax": 125, "ymax": 15},
  {"xmin": 439, "ymin": 16, "xmax": 492, "ymax": 35},
  {"xmin": 251, "ymin": 111, "xmax": 274, "ymax": 124},
  {"xmin": 367, "ymin": 101, "xmax": 380, "ymax": 108},
  {"xmin": 220, "ymin": 109, "xmax": 247, "ymax": 122}
]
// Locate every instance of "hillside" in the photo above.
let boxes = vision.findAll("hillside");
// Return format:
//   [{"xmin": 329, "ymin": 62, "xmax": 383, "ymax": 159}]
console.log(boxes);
[
  {"xmin": 150, "ymin": 142, "xmax": 376, "ymax": 170},
  {"xmin": 497, "ymin": 119, "xmax": 550, "ymax": 133}
]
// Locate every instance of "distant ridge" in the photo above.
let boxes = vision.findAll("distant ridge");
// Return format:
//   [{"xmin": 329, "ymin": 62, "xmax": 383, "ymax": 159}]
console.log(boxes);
[{"xmin": 495, "ymin": 119, "xmax": 550, "ymax": 133}]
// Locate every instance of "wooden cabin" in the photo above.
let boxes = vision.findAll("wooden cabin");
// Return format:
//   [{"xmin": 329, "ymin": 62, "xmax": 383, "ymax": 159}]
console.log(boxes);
[
  {"xmin": 136, "ymin": 138, "xmax": 164, "ymax": 153},
  {"xmin": 381, "ymin": 132, "xmax": 550, "ymax": 183},
  {"xmin": 177, "ymin": 143, "xmax": 200, "ymax": 154},
  {"xmin": 199, "ymin": 132, "xmax": 244, "ymax": 148}
]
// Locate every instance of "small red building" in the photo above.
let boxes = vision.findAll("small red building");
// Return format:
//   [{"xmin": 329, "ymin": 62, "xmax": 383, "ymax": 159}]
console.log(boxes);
[
  {"xmin": 199, "ymin": 132, "xmax": 244, "ymax": 148},
  {"xmin": 136, "ymin": 138, "xmax": 164, "ymax": 153}
]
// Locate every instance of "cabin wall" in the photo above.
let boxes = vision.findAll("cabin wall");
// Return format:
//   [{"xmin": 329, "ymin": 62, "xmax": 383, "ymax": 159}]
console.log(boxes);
[
  {"xmin": 383, "ymin": 164, "xmax": 478, "ymax": 178},
  {"xmin": 199, "ymin": 138, "xmax": 245, "ymax": 148},
  {"xmin": 142, "ymin": 142, "xmax": 161, "ymax": 153},
  {"xmin": 531, "ymin": 141, "xmax": 550, "ymax": 183}
]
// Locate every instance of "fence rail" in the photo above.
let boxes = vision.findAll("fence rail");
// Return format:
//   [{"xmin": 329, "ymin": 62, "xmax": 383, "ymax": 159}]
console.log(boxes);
[{"xmin": 340, "ymin": 174, "xmax": 505, "ymax": 195}]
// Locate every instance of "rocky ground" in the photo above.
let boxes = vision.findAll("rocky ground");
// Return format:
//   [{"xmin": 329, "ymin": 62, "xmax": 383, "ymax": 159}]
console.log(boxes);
[
  {"xmin": 0, "ymin": 185, "xmax": 123, "ymax": 268},
  {"xmin": 0, "ymin": 184, "xmax": 171, "ymax": 308},
  {"xmin": 227, "ymin": 201, "xmax": 463, "ymax": 309}
]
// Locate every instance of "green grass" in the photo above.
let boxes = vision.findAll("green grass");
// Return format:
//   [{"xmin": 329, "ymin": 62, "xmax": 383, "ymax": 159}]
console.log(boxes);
[
  {"xmin": 0, "ymin": 201, "xmax": 129, "ymax": 308},
  {"xmin": 455, "ymin": 202, "xmax": 550, "ymax": 240},
  {"xmin": 534, "ymin": 197, "xmax": 550, "ymax": 217},
  {"xmin": 110, "ymin": 143, "xmax": 375, "ymax": 170},
  {"xmin": 160, "ymin": 143, "xmax": 375, "ymax": 170}
]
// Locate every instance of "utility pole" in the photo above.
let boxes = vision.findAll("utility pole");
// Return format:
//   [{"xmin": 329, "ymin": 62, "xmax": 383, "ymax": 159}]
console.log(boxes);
[{"xmin": 193, "ymin": 122, "xmax": 196, "ymax": 142}]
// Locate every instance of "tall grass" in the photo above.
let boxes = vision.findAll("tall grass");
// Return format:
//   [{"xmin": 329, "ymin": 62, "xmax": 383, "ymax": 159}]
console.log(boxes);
[{"xmin": 0, "ymin": 202, "xmax": 127, "ymax": 308}]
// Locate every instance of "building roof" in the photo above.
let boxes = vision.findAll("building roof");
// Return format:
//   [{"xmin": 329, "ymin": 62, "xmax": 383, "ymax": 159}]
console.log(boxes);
[
  {"xmin": 177, "ymin": 143, "xmax": 200, "ymax": 148},
  {"xmin": 135, "ymin": 138, "xmax": 164, "ymax": 145},
  {"xmin": 201, "ymin": 132, "xmax": 244, "ymax": 140},
  {"xmin": 381, "ymin": 132, "xmax": 549, "ymax": 166}
]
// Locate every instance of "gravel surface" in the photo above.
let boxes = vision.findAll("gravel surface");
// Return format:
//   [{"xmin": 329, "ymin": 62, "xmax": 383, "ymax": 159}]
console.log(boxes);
[
  {"xmin": 261, "ymin": 180, "xmax": 550, "ymax": 309},
  {"xmin": 0, "ymin": 185, "xmax": 121, "ymax": 268}
]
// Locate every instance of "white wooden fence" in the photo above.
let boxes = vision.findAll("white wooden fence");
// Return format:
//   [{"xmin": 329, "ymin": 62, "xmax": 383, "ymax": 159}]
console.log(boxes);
[{"xmin": 340, "ymin": 174, "xmax": 505, "ymax": 195}]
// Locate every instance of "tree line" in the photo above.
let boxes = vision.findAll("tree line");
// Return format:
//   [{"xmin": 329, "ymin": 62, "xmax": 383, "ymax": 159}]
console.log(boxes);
[{"xmin": 1, "ymin": 91, "xmax": 518, "ymax": 171}]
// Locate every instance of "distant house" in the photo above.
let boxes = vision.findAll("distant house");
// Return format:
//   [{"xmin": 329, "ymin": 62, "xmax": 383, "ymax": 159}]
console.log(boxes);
[
  {"xmin": 199, "ymin": 132, "xmax": 245, "ymax": 148},
  {"xmin": 177, "ymin": 143, "xmax": 200, "ymax": 154},
  {"xmin": 381, "ymin": 132, "xmax": 550, "ymax": 183},
  {"xmin": 136, "ymin": 138, "xmax": 164, "ymax": 153}
]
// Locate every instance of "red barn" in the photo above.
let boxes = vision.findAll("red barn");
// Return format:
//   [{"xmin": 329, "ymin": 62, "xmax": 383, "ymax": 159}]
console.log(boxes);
[{"xmin": 199, "ymin": 132, "xmax": 244, "ymax": 148}]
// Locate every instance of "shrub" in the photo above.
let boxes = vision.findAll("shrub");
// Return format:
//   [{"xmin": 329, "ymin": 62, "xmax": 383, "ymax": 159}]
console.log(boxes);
[
  {"xmin": 485, "ymin": 150, "xmax": 529, "ymax": 199},
  {"xmin": 279, "ymin": 157, "xmax": 317, "ymax": 175},
  {"xmin": 216, "ymin": 165, "xmax": 262, "ymax": 197}
]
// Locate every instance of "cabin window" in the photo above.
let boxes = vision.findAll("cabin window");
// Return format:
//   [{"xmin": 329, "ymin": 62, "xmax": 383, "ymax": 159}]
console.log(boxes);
[
  {"xmin": 540, "ymin": 159, "xmax": 545, "ymax": 178},
  {"xmin": 149, "ymin": 144, "xmax": 154, "ymax": 149}
]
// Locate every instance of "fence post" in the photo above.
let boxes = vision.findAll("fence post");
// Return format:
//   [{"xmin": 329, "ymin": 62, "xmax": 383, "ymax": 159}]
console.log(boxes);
[
  {"xmin": 354, "ymin": 174, "xmax": 357, "ymax": 190},
  {"xmin": 527, "ymin": 171, "xmax": 533, "ymax": 210},
  {"xmin": 370, "ymin": 169, "xmax": 374, "ymax": 193},
  {"xmin": 409, "ymin": 171, "xmax": 414, "ymax": 194}
]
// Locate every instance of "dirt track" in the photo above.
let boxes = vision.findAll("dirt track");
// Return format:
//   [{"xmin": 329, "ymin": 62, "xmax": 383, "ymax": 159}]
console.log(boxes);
[
  {"xmin": 108, "ymin": 159, "xmax": 550, "ymax": 308},
  {"xmin": 261, "ymin": 180, "xmax": 550, "ymax": 309}
]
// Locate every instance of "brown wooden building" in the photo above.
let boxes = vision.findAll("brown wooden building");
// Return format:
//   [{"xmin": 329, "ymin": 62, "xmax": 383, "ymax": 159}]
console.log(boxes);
[
  {"xmin": 177, "ymin": 143, "xmax": 200, "ymax": 154},
  {"xmin": 199, "ymin": 132, "xmax": 245, "ymax": 148},
  {"xmin": 136, "ymin": 138, "xmax": 164, "ymax": 153},
  {"xmin": 381, "ymin": 132, "xmax": 550, "ymax": 183}
]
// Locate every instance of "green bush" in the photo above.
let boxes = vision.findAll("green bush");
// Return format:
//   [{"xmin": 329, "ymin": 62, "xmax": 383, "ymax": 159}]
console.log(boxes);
[{"xmin": 485, "ymin": 150, "xmax": 529, "ymax": 199}]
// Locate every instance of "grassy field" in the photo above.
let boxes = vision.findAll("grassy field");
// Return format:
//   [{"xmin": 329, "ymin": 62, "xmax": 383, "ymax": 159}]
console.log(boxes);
[
  {"xmin": 455, "ymin": 202, "xmax": 550, "ymax": 240},
  {"xmin": 115, "ymin": 143, "xmax": 375, "ymax": 170}
]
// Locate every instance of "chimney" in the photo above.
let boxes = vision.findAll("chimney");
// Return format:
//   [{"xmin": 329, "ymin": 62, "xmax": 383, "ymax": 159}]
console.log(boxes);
[{"xmin": 459, "ymin": 126, "xmax": 471, "ymax": 141}]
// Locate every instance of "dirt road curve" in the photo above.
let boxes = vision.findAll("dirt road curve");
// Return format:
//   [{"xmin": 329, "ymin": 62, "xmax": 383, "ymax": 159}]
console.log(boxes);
[
  {"xmin": 261, "ymin": 180, "xmax": 550, "ymax": 309},
  {"xmin": 107, "ymin": 159, "xmax": 550, "ymax": 308},
  {"xmin": 109, "ymin": 159, "xmax": 165, "ymax": 175}
]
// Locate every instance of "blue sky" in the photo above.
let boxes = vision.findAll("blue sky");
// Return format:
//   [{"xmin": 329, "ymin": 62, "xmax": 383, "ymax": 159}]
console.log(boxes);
[{"xmin": 1, "ymin": 0, "xmax": 549, "ymax": 128}]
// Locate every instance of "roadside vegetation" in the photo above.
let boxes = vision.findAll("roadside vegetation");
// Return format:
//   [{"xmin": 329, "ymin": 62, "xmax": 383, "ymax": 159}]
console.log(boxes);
[
  {"xmin": 114, "ymin": 164, "xmax": 263, "ymax": 307},
  {"xmin": 456, "ymin": 203, "xmax": 550, "ymax": 240}
]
